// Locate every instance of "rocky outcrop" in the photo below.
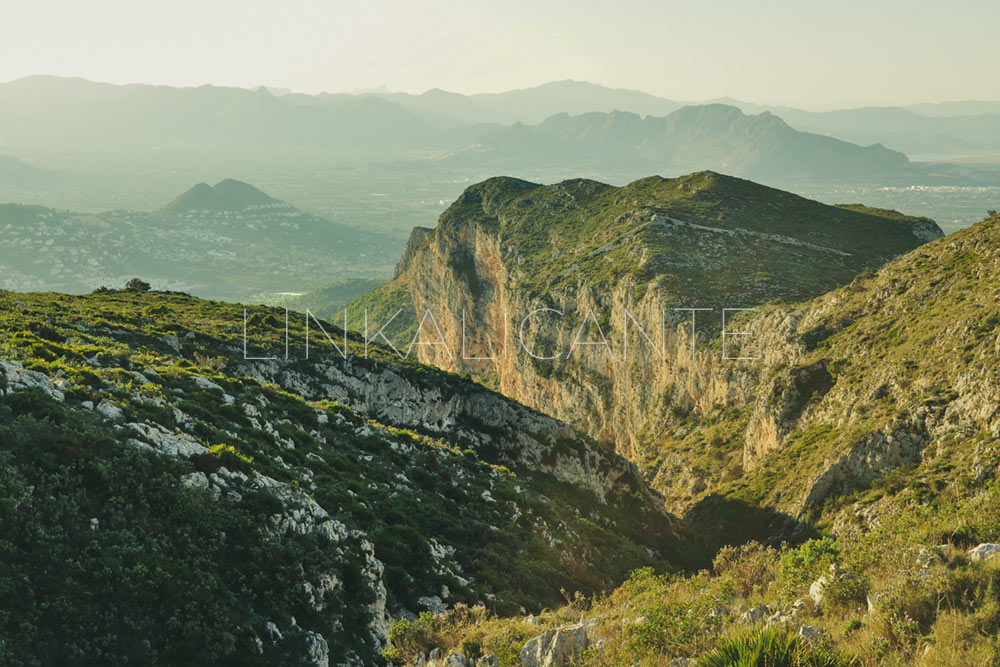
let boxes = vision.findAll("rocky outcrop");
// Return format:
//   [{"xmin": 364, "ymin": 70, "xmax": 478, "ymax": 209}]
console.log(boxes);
[
  {"xmin": 520, "ymin": 622, "xmax": 589, "ymax": 667},
  {"xmin": 968, "ymin": 544, "xmax": 1000, "ymax": 563}
]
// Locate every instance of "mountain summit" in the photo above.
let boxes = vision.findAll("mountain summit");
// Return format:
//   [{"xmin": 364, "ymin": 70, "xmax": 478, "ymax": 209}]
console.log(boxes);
[{"xmin": 159, "ymin": 179, "xmax": 279, "ymax": 214}]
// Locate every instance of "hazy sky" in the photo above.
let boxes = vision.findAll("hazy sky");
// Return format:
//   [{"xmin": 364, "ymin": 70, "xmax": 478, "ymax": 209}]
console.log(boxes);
[{"xmin": 3, "ymin": 0, "xmax": 998, "ymax": 108}]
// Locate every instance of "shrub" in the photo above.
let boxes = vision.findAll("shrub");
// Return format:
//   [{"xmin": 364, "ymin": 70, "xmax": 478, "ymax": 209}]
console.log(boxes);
[
  {"xmin": 713, "ymin": 541, "xmax": 779, "ymax": 598},
  {"xmin": 125, "ymin": 278, "xmax": 151, "ymax": 292},
  {"xmin": 698, "ymin": 627, "xmax": 857, "ymax": 667},
  {"xmin": 780, "ymin": 537, "xmax": 840, "ymax": 589},
  {"xmin": 627, "ymin": 597, "xmax": 718, "ymax": 656},
  {"xmin": 823, "ymin": 575, "xmax": 868, "ymax": 614}
]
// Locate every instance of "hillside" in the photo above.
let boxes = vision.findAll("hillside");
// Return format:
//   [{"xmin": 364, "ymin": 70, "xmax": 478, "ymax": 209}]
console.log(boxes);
[
  {"xmin": 687, "ymin": 210, "xmax": 1000, "ymax": 524},
  {"xmin": 447, "ymin": 105, "xmax": 915, "ymax": 183},
  {"xmin": 0, "ymin": 180, "xmax": 401, "ymax": 299},
  {"xmin": 373, "ymin": 215, "xmax": 1000, "ymax": 665},
  {"xmin": 351, "ymin": 171, "xmax": 942, "ymax": 458},
  {"xmin": 0, "ymin": 289, "xmax": 688, "ymax": 665}
]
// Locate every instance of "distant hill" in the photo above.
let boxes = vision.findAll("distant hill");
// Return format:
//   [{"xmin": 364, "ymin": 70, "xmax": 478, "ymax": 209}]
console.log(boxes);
[
  {"xmin": 0, "ymin": 180, "xmax": 401, "ymax": 299},
  {"xmin": 252, "ymin": 277, "xmax": 387, "ymax": 317},
  {"xmin": 905, "ymin": 99, "xmax": 1000, "ymax": 117},
  {"xmin": 160, "ymin": 179, "xmax": 279, "ymax": 214},
  {"xmin": 0, "ymin": 154, "xmax": 63, "ymax": 188},
  {"xmin": 448, "ymin": 104, "xmax": 915, "ymax": 183}
]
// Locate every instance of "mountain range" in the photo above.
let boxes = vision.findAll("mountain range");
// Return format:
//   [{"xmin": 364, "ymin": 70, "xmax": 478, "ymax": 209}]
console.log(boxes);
[
  {"xmin": 448, "ymin": 105, "xmax": 920, "ymax": 183},
  {"xmin": 1, "ymin": 76, "xmax": 997, "ymax": 187}
]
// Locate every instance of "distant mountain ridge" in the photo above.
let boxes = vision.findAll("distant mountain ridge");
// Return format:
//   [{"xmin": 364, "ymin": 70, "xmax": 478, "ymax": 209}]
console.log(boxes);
[
  {"xmin": 451, "ymin": 104, "xmax": 914, "ymax": 183},
  {"xmin": 708, "ymin": 98, "xmax": 1000, "ymax": 155},
  {"xmin": 1, "ymin": 76, "xmax": 995, "ymax": 190}
]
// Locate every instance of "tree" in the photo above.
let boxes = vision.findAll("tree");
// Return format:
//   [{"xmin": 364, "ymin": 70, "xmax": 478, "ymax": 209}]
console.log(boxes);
[
  {"xmin": 124, "ymin": 278, "xmax": 151, "ymax": 293},
  {"xmin": 988, "ymin": 209, "xmax": 998, "ymax": 218}
]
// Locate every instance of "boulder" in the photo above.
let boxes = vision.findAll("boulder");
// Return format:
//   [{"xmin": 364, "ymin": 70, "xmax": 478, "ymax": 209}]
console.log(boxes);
[
  {"xmin": 765, "ymin": 610, "xmax": 796, "ymax": 629},
  {"xmin": 739, "ymin": 604, "xmax": 771, "ymax": 624},
  {"xmin": 916, "ymin": 546, "xmax": 941, "ymax": 566},
  {"xmin": 809, "ymin": 564, "xmax": 855, "ymax": 607},
  {"xmin": 418, "ymin": 595, "xmax": 447, "ymax": 616},
  {"xmin": 798, "ymin": 624, "xmax": 823, "ymax": 643},
  {"xmin": 304, "ymin": 631, "xmax": 329, "ymax": 667},
  {"xmin": 520, "ymin": 623, "xmax": 588, "ymax": 666},
  {"xmin": 706, "ymin": 605, "xmax": 728, "ymax": 619},
  {"xmin": 968, "ymin": 543, "xmax": 1000, "ymax": 563},
  {"xmin": 97, "ymin": 399, "xmax": 124, "ymax": 421}
]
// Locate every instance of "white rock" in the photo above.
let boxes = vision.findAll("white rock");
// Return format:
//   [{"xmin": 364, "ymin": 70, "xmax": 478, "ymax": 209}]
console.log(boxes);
[
  {"xmin": 159, "ymin": 334, "xmax": 181, "ymax": 352},
  {"xmin": 968, "ymin": 543, "xmax": 1000, "ymax": 563},
  {"xmin": 418, "ymin": 595, "xmax": 446, "ymax": 616},
  {"xmin": 190, "ymin": 375, "xmax": 223, "ymax": 392},
  {"xmin": 304, "ymin": 631, "xmax": 329, "ymax": 667},
  {"xmin": 766, "ymin": 610, "xmax": 796, "ymax": 629},
  {"xmin": 96, "ymin": 399, "xmax": 124, "ymax": 421},
  {"xmin": 739, "ymin": 604, "xmax": 771, "ymax": 624},
  {"xmin": 264, "ymin": 621, "xmax": 283, "ymax": 642},
  {"xmin": 181, "ymin": 471, "xmax": 210, "ymax": 489},
  {"xmin": 126, "ymin": 422, "xmax": 207, "ymax": 458},
  {"xmin": 520, "ymin": 623, "xmax": 588, "ymax": 667}
]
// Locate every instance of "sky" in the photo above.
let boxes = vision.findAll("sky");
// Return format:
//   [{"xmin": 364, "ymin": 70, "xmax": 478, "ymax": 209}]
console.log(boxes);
[{"xmin": 2, "ymin": 0, "xmax": 998, "ymax": 109}]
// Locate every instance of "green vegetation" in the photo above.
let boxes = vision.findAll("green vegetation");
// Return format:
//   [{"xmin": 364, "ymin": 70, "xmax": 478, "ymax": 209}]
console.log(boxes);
[
  {"xmin": 699, "ymin": 627, "xmax": 855, "ymax": 667},
  {"xmin": 0, "ymin": 288, "xmax": 681, "ymax": 665}
]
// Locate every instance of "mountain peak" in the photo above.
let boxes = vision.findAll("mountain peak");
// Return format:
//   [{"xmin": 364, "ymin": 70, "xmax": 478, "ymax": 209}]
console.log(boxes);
[{"xmin": 159, "ymin": 179, "xmax": 279, "ymax": 214}]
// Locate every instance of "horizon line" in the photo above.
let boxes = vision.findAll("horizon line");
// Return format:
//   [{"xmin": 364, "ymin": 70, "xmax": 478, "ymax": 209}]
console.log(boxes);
[{"xmin": 3, "ymin": 73, "xmax": 999, "ymax": 114}]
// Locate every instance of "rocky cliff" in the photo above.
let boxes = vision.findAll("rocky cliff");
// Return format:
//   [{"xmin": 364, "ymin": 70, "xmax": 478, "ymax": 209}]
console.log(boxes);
[
  {"xmin": 692, "ymin": 210, "xmax": 1000, "ymax": 523},
  {"xmin": 357, "ymin": 172, "xmax": 942, "ymax": 482}
]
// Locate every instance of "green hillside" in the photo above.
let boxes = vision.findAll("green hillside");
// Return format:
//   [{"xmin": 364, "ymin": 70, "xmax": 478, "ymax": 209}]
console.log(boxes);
[
  {"xmin": 374, "ymin": 214, "xmax": 1000, "ymax": 666},
  {"xmin": 0, "ymin": 288, "xmax": 687, "ymax": 665}
]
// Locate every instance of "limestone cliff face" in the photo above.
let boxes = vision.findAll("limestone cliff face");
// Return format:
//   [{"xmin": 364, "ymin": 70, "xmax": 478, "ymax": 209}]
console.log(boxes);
[
  {"xmin": 404, "ymin": 231, "xmax": 735, "ymax": 459},
  {"xmin": 379, "ymin": 173, "xmax": 942, "ymax": 472}
]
